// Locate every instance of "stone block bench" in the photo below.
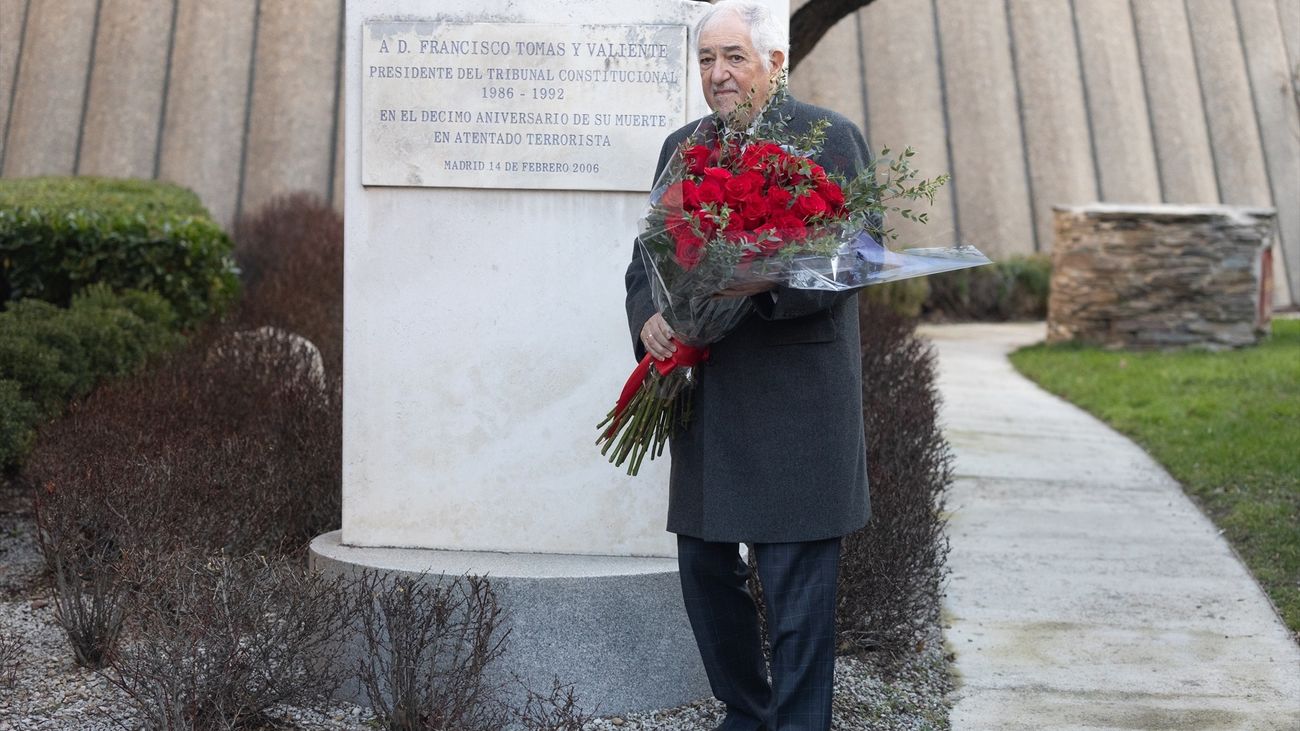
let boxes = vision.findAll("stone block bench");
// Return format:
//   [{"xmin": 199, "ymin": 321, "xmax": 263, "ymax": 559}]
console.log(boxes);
[{"xmin": 1048, "ymin": 204, "xmax": 1276, "ymax": 349}]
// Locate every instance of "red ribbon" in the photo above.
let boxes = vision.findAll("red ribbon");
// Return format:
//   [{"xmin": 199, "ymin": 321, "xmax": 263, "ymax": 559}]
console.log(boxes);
[{"xmin": 608, "ymin": 341, "xmax": 710, "ymax": 435}]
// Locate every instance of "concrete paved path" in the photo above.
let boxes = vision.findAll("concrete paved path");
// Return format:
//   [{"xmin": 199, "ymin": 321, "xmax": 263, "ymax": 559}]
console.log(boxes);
[{"xmin": 918, "ymin": 322, "xmax": 1300, "ymax": 731}]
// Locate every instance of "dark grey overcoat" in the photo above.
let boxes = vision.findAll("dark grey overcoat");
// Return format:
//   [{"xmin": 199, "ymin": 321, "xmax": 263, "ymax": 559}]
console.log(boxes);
[{"xmin": 624, "ymin": 95, "xmax": 872, "ymax": 543}]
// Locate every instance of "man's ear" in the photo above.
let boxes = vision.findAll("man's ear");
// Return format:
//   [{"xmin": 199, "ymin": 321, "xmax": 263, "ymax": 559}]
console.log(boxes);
[{"xmin": 769, "ymin": 49, "xmax": 786, "ymax": 78}]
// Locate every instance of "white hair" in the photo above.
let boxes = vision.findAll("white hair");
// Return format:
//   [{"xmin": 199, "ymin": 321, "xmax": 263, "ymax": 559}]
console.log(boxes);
[{"xmin": 695, "ymin": 0, "xmax": 789, "ymax": 72}]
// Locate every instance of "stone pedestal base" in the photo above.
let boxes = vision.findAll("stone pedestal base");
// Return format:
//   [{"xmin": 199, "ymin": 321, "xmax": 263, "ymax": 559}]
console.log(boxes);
[{"xmin": 308, "ymin": 531, "xmax": 710, "ymax": 717}]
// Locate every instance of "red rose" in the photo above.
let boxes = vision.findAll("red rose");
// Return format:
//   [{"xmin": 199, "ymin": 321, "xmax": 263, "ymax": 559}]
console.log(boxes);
[
  {"xmin": 741, "ymin": 142, "xmax": 784, "ymax": 170},
  {"xmin": 722, "ymin": 207, "xmax": 747, "ymax": 232},
  {"xmin": 782, "ymin": 165, "xmax": 807, "ymax": 187},
  {"xmin": 766, "ymin": 210, "xmax": 808, "ymax": 240},
  {"xmin": 816, "ymin": 178, "xmax": 846, "ymax": 212},
  {"xmin": 667, "ymin": 213, "xmax": 705, "ymax": 270},
  {"xmin": 792, "ymin": 190, "xmax": 831, "ymax": 219},
  {"xmin": 682, "ymin": 145, "xmax": 711, "ymax": 175},
  {"xmin": 766, "ymin": 185, "xmax": 792, "ymax": 211},
  {"xmin": 666, "ymin": 212, "xmax": 692, "ymax": 242},
  {"xmin": 682, "ymin": 179, "xmax": 701, "ymax": 209},
  {"xmin": 673, "ymin": 211, "xmax": 718, "ymax": 242},
  {"xmin": 675, "ymin": 236, "xmax": 704, "ymax": 270},
  {"xmin": 723, "ymin": 171, "xmax": 764, "ymax": 206},
  {"xmin": 702, "ymin": 210, "xmax": 722, "ymax": 239},
  {"xmin": 661, "ymin": 182, "xmax": 684, "ymax": 211},
  {"xmin": 702, "ymin": 166, "xmax": 730, "ymax": 183},
  {"xmin": 739, "ymin": 196, "xmax": 771, "ymax": 229},
  {"xmin": 726, "ymin": 230, "xmax": 762, "ymax": 261},
  {"xmin": 720, "ymin": 138, "xmax": 743, "ymax": 163},
  {"xmin": 756, "ymin": 235, "xmax": 785, "ymax": 255},
  {"xmin": 697, "ymin": 174, "xmax": 726, "ymax": 206}
]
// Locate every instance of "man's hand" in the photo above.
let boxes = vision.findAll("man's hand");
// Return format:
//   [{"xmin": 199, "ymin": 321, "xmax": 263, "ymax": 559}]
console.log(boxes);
[
  {"xmin": 714, "ymin": 279, "xmax": 777, "ymax": 298},
  {"xmin": 640, "ymin": 312, "xmax": 677, "ymax": 360}
]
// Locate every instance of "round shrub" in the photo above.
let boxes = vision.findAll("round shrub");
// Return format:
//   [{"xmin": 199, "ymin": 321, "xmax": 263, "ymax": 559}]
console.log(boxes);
[
  {"xmin": 0, "ymin": 327, "xmax": 73, "ymax": 416},
  {"xmin": 0, "ymin": 287, "xmax": 183, "ymax": 470}
]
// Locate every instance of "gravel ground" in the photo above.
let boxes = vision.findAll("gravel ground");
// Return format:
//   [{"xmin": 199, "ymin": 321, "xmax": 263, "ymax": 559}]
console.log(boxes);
[
  {"xmin": 0, "ymin": 480, "xmax": 42, "ymax": 603},
  {"xmin": 0, "ymin": 597, "xmax": 379, "ymax": 730},
  {"xmin": 1, "ymin": 477, "xmax": 953, "ymax": 730},
  {"xmin": 0, "ymin": 595, "xmax": 952, "ymax": 730}
]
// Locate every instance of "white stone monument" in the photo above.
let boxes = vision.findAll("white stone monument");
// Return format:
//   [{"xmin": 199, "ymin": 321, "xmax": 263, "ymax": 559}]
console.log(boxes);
[{"xmin": 312, "ymin": 0, "xmax": 787, "ymax": 714}]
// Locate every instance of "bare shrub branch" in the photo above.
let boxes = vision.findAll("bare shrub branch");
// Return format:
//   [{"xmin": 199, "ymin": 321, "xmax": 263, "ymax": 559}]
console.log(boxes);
[
  {"xmin": 104, "ymin": 552, "xmax": 359, "ymax": 730},
  {"xmin": 0, "ymin": 628, "xmax": 20, "ymax": 687},
  {"xmin": 513, "ymin": 677, "xmax": 595, "ymax": 731},
  {"xmin": 27, "ymin": 321, "xmax": 341, "ymax": 560},
  {"xmin": 31, "ymin": 476, "xmax": 133, "ymax": 669},
  {"xmin": 354, "ymin": 572, "xmax": 512, "ymax": 731},
  {"xmin": 232, "ymin": 193, "xmax": 343, "ymax": 379}
]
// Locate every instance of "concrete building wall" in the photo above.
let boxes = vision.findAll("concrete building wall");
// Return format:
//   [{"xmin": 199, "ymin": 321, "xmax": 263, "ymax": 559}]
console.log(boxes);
[
  {"xmin": 858, "ymin": 0, "xmax": 956, "ymax": 250},
  {"xmin": 1278, "ymin": 0, "xmax": 1300, "ymax": 83},
  {"xmin": 0, "ymin": 0, "xmax": 28, "ymax": 170},
  {"xmin": 238, "ymin": 0, "xmax": 341, "ymax": 220},
  {"xmin": 788, "ymin": 0, "xmax": 867, "ymax": 133},
  {"xmin": 934, "ymin": 0, "xmax": 1035, "ymax": 255},
  {"xmin": 1130, "ymin": 0, "xmax": 1218, "ymax": 204},
  {"xmin": 1, "ymin": 0, "xmax": 97, "ymax": 177},
  {"xmin": 77, "ymin": 0, "xmax": 173, "ymax": 178},
  {"xmin": 332, "ymin": 26, "xmax": 345, "ymax": 210},
  {"xmin": 1007, "ymin": 0, "xmax": 1097, "ymax": 252},
  {"xmin": 1186, "ymin": 0, "xmax": 1272, "ymax": 207},
  {"xmin": 1072, "ymin": 0, "xmax": 1161, "ymax": 204},
  {"xmin": 155, "ymin": 0, "xmax": 258, "ymax": 230},
  {"xmin": 1236, "ymin": 0, "xmax": 1300, "ymax": 313},
  {"xmin": 0, "ymin": 0, "xmax": 1296, "ymax": 304}
]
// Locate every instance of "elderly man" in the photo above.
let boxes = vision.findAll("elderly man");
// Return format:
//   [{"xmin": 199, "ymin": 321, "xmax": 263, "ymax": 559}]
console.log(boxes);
[{"xmin": 623, "ymin": 1, "xmax": 872, "ymax": 729}]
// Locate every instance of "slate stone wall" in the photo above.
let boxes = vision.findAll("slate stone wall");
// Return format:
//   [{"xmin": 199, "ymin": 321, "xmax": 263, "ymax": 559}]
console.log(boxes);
[{"xmin": 1047, "ymin": 204, "xmax": 1275, "ymax": 349}]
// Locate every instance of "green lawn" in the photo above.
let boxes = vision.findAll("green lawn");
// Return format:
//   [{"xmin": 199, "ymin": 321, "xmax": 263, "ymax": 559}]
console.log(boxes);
[{"xmin": 1009, "ymin": 320, "xmax": 1300, "ymax": 639}]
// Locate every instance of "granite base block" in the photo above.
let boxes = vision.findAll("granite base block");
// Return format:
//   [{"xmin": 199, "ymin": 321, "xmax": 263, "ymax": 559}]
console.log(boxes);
[{"xmin": 308, "ymin": 530, "xmax": 711, "ymax": 718}]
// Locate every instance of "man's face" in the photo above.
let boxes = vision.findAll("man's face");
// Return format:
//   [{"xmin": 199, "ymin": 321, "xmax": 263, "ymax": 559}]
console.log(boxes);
[{"xmin": 697, "ymin": 12, "xmax": 784, "ymax": 125}]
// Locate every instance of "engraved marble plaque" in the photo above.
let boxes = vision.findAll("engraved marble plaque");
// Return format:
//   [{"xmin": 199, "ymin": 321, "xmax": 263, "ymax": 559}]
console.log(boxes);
[{"xmin": 361, "ymin": 22, "xmax": 689, "ymax": 191}]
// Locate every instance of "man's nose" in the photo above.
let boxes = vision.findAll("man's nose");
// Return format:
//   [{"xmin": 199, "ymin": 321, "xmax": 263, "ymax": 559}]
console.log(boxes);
[{"xmin": 709, "ymin": 63, "xmax": 729, "ymax": 85}]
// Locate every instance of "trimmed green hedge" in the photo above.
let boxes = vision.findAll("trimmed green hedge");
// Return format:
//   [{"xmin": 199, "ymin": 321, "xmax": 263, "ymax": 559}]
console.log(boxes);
[
  {"xmin": 0, "ymin": 284, "xmax": 182, "ymax": 469},
  {"xmin": 0, "ymin": 176, "xmax": 239, "ymax": 327}
]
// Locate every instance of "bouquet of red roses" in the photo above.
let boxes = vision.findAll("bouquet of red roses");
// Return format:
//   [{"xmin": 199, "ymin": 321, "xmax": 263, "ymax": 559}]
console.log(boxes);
[
  {"xmin": 598, "ymin": 110, "xmax": 986, "ymax": 475},
  {"xmin": 664, "ymin": 139, "xmax": 850, "ymax": 271}
]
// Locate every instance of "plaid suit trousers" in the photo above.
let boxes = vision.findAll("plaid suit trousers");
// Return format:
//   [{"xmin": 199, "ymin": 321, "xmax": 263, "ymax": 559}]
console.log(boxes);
[{"xmin": 676, "ymin": 533, "xmax": 842, "ymax": 731}]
